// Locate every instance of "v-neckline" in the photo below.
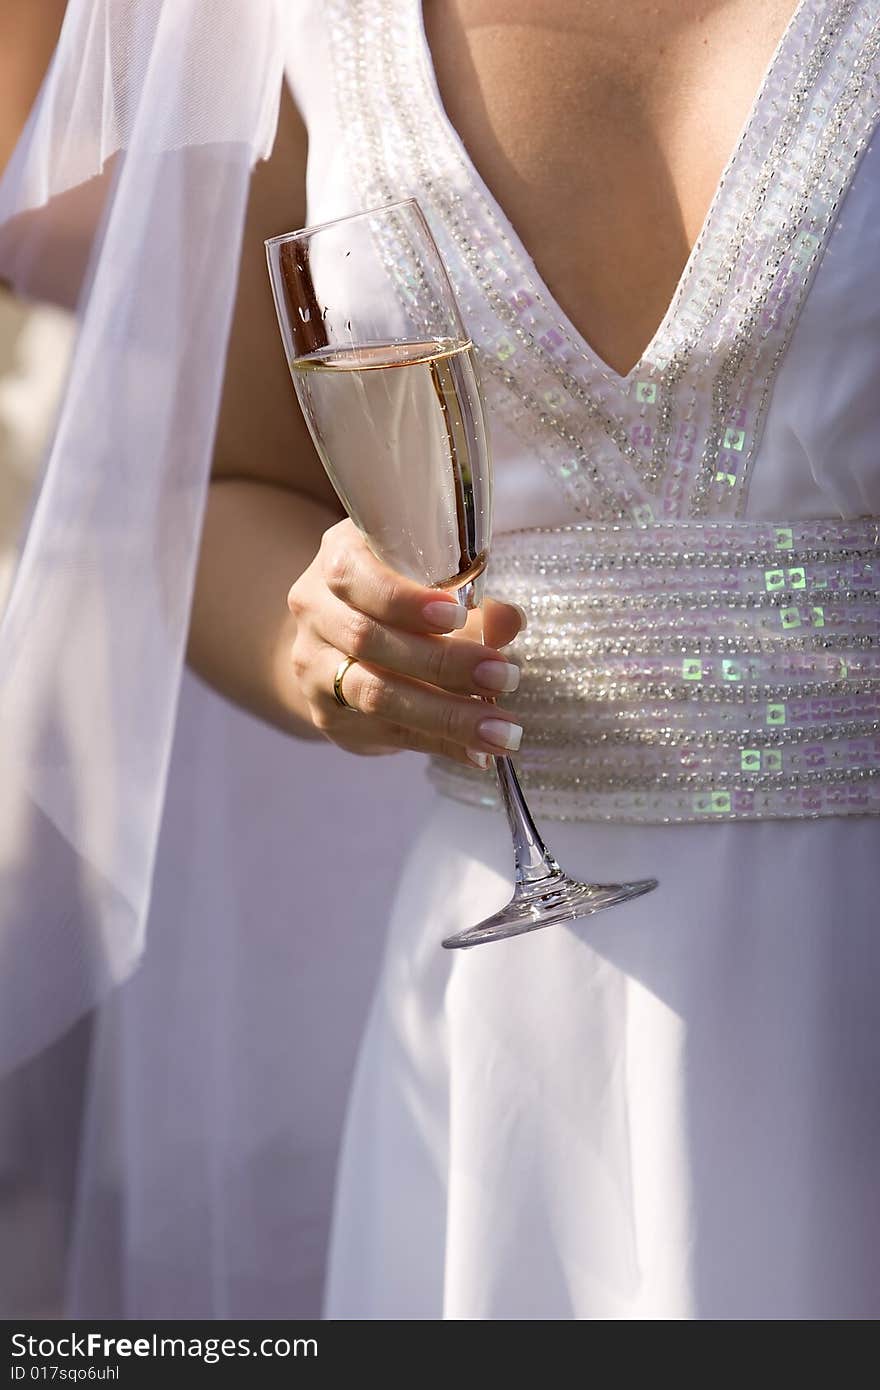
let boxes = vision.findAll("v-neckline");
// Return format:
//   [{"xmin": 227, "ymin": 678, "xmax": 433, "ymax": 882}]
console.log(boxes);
[{"xmin": 415, "ymin": 0, "xmax": 811, "ymax": 389}]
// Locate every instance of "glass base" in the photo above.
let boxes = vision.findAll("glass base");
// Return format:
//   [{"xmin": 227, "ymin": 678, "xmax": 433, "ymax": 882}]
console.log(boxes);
[{"xmin": 441, "ymin": 871, "xmax": 658, "ymax": 950}]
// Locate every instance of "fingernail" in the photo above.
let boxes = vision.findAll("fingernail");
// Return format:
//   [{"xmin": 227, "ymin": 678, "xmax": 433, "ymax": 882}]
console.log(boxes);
[
  {"xmin": 477, "ymin": 717, "xmax": 523, "ymax": 752},
  {"xmin": 423, "ymin": 600, "xmax": 468, "ymax": 630},
  {"xmin": 467, "ymin": 749, "xmax": 490, "ymax": 769},
  {"xmin": 474, "ymin": 659, "xmax": 520, "ymax": 693}
]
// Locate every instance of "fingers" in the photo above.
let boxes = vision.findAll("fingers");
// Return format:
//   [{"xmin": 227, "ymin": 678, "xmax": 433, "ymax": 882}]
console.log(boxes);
[
  {"xmin": 313, "ymin": 592, "xmax": 521, "ymax": 698},
  {"xmin": 326, "ymin": 711, "xmax": 494, "ymax": 771},
  {"xmin": 289, "ymin": 519, "xmax": 530, "ymax": 763},
  {"xmin": 321, "ymin": 651, "xmax": 523, "ymax": 756},
  {"xmin": 483, "ymin": 595, "xmax": 527, "ymax": 649},
  {"xmin": 460, "ymin": 595, "xmax": 527, "ymax": 649},
  {"xmin": 316, "ymin": 520, "xmax": 526, "ymax": 643},
  {"xmin": 318, "ymin": 520, "xmax": 467, "ymax": 633}
]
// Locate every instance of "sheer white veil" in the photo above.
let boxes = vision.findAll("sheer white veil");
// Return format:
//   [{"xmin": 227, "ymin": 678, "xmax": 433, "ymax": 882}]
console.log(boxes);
[{"xmin": 0, "ymin": 0, "xmax": 287, "ymax": 1072}]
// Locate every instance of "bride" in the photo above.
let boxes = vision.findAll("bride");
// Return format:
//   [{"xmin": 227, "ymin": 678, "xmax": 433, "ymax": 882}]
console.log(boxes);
[
  {"xmin": 193, "ymin": 0, "xmax": 880, "ymax": 1318},
  {"xmin": 2, "ymin": 0, "xmax": 879, "ymax": 1319}
]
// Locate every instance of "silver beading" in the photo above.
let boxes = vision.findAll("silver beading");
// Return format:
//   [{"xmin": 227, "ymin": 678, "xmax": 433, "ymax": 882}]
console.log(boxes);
[
  {"xmin": 323, "ymin": 2, "xmax": 880, "ymax": 822},
  {"xmin": 430, "ymin": 519, "xmax": 880, "ymax": 822},
  {"xmin": 327, "ymin": 0, "xmax": 880, "ymax": 523}
]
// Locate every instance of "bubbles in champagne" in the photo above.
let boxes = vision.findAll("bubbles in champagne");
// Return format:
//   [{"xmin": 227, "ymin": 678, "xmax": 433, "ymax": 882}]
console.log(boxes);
[{"xmin": 290, "ymin": 340, "xmax": 491, "ymax": 587}]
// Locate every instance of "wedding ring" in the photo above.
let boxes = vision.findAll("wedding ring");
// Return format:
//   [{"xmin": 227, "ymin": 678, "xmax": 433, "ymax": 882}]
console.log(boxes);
[{"xmin": 333, "ymin": 655, "xmax": 359, "ymax": 710}]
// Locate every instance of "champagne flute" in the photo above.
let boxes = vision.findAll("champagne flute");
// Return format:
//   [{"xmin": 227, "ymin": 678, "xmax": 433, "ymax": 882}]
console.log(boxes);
[{"xmin": 266, "ymin": 199, "xmax": 657, "ymax": 948}]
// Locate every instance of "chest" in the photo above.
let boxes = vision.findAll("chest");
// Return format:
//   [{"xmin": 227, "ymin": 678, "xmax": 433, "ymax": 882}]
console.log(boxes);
[
  {"xmin": 310, "ymin": 0, "xmax": 879, "ymax": 525},
  {"xmin": 423, "ymin": 0, "xmax": 801, "ymax": 376}
]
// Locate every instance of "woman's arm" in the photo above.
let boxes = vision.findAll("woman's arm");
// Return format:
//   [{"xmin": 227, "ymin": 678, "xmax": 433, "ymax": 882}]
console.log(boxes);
[
  {"xmin": 0, "ymin": 0, "xmax": 68, "ymax": 171},
  {"xmin": 189, "ymin": 86, "xmax": 525, "ymax": 763},
  {"xmin": 188, "ymin": 86, "xmax": 343, "ymax": 738}
]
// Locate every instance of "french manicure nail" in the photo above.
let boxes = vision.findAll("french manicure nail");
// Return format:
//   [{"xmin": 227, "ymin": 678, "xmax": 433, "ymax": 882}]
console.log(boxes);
[
  {"xmin": 474, "ymin": 659, "xmax": 520, "ymax": 693},
  {"xmin": 467, "ymin": 749, "xmax": 490, "ymax": 769},
  {"xmin": 477, "ymin": 717, "xmax": 523, "ymax": 752},
  {"xmin": 423, "ymin": 600, "xmax": 468, "ymax": 630}
]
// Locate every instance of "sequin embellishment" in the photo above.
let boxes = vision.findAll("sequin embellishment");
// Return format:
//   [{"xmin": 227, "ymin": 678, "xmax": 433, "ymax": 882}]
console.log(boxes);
[
  {"xmin": 324, "ymin": 1, "xmax": 880, "ymax": 823},
  {"xmin": 327, "ymin": 0, "xmax": 880, "ymax": 522},
  {"xmin": 430, "ymin": 521, "xmax": 880, "ymax": 823}
]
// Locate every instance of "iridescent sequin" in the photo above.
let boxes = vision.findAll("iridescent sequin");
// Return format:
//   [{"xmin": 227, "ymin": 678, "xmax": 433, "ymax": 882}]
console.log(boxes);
[
  {"xmin": 430, "ymin": 521, "xmax": 880, "ymax": 823},
  {"xmin": 323, "ymin": 1, "xmax": 880, "ymax": 823},
  {"xmin": 327, "ymin": 0, "xmax": 880, "ymax": 523}
]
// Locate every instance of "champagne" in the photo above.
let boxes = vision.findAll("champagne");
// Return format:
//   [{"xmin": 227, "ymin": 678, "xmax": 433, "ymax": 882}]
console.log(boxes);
[{"xmin": 290, "ymin": 339, "xmax": 491, "ymax": 588}]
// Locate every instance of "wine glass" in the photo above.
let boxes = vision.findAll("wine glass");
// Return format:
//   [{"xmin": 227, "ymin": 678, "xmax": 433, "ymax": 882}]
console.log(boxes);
[{"xmin": 266, "ymin": 199, "xmax": 657, "ymax": 948}]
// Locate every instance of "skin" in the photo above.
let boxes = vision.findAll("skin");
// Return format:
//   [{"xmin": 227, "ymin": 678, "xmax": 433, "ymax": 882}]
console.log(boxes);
[
  {"xmin": 190, "ymin": 0, "xmax": 799, "ymax": 764},
  {"xmin": 0, "ymin": 1, "xmax": 67, "ymax": 171},
  {"xmin": 190, "ymin": 86, "xmax": 525, "ymax": 770}
]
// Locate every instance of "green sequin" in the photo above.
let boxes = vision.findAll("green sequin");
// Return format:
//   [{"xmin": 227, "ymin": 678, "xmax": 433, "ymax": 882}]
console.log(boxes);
[{"xmin": 794, "ymin": 230, "xmax": 820, "ymax": 266}]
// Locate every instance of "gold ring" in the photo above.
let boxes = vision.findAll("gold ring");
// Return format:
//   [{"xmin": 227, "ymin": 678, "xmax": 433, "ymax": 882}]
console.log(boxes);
[{"xmin": 333, "ymin": 655, "xmax": 359, "ymax": 710}]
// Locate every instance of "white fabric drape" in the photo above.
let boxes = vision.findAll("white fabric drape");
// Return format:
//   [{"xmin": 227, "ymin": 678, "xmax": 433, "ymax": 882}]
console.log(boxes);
[
  {"xmin": 0, "ymin": 0, "xmax": 288, "ymax": 1072},
  {"xmin": 0, "ymin": 4, "xmax": 437, "ymax": 1314},
  {"xmin": 66, "ymin": 683, "xmax": 430, "ymax": 1317},
  {"xmin": 0, "ymin": 281, "xmax": 433, "ymax": 1321}
]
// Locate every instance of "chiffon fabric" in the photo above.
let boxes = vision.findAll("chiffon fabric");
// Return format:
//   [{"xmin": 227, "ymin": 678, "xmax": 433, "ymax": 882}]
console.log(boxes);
[
  {"xmin": 279, "ymin": 2, "xmax": 880, "ymax": 1318},
  {"xmin": 0, "ymin": 0, "xmax": 286, "ymax": 1072},
  {"xmin": 0, "ymin": 345, "xmax": 430, "ymax": 1311},
  {"xmin": 0, "ymin": 7, "xmax": 432, "ymax": 1313},
  {"xmin": 61, "ymin": 690, "xmax": 430, "ymax": 1318}
]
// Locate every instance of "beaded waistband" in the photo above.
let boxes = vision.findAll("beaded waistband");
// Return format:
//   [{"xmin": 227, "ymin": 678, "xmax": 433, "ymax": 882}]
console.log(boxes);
[{"xmin": 429, "ymin": 519, "xmax": 880, "ymax": 823}]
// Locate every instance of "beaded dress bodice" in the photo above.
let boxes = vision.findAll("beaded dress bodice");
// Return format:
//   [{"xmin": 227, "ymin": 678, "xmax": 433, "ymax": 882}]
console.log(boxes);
[
  {"xmin": 291, "ymin": 0, "xmax": 880, "ymax": 821},
  {"xmin": 325, "ymin": 0, "xmax": 880, "ymax": 526}
]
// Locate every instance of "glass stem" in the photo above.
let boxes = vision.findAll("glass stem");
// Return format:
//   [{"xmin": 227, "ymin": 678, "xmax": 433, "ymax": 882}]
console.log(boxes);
[
  {"xmin": 455, "ymin": 576, "xmax": 561, "ymax": 890},
  {"xmin": 493, "ymin": 755, "xmax": 562, "ymax": 887}
]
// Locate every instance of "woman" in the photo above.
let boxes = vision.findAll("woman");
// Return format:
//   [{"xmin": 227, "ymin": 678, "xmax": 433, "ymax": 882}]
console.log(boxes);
[
  {"xmin": 4, "ymin": 0, "xmax": 878, "ymax": 1320},
  {"xmin": 189, "ymin": 0, "xmax": 880, "ymax": 1317}
]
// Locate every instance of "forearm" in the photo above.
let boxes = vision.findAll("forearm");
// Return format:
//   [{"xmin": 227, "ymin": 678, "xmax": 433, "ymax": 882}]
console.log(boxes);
[{"xmin": 188, "ymin": 477, "xmax": 340, "ymax": 738}]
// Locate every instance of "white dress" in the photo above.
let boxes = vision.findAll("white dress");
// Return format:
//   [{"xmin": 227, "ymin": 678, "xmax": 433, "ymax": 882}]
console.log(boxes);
[{"xmin": 286, "ymin": 1, "xmax": 880, "ymax": 1318}]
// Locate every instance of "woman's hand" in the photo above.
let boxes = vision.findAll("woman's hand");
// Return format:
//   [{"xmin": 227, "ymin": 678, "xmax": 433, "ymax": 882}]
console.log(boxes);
[{"xmin": 287, "ymin": 518, "xmax": 525, "ymax": 768}]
